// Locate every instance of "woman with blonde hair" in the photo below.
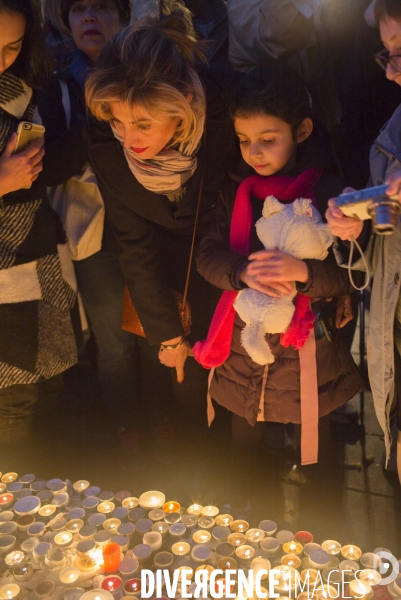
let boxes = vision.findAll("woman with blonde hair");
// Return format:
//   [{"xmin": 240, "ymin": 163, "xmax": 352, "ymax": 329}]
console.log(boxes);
[{"xmin": 85, "ymin": 0, "xmax": 238, "ymax": 463}]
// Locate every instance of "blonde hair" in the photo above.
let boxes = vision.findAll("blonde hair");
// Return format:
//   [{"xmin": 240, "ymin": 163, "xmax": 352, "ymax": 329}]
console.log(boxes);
[{"xmin": 85, "ymin": 0, "xmax": 206, "ymax": 147}]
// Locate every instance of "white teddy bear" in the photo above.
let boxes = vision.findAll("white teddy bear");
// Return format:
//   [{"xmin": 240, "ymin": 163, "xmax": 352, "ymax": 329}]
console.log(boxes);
[{"xmin": 234, "ymin": 196, "xmax": 333, "ymax": 365}]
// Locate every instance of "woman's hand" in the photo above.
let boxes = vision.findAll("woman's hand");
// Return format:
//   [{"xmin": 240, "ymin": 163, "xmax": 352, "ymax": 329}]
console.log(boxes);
[
  {"xmin": 385, "ymin": 170, "xmax": 401, "ymax": 201},
  {"xmin": 0, "ymin": 134, "xmax": 44, "ymax": 196},
  {"xmin": 239, "ymin": 266, "xmax": 294, "ymax": 298},
  {"xmin": 158, "ymin": 337, "xmax": 193, "ymax": 383},
  {"xmin": 325, "ymin": 194, "xmax": 364, "ymax": 241},
  {"xmin": 246, "ymin": 249, "xmax": 309, "ymax": 285},
  {"xmin": 334, "ymin": 294, "xmax": 354, "ymax": 328}
]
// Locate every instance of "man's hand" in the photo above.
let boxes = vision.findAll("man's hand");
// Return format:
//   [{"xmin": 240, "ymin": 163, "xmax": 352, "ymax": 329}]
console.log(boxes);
[{"xmin": 325, "ymin": 194, "xmax": 364, "ymax": 241}]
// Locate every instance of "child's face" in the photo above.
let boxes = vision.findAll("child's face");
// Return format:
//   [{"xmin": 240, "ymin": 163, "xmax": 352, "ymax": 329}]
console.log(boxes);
[{"xmin": 234, "ymin": 113, "xmax": 298, "ymax": 176}]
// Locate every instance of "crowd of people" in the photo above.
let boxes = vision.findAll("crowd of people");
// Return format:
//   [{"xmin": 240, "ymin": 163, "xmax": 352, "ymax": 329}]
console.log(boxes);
[{"xmin": 1, "ymin": 0, "xmax": 401, "ymax": 504}]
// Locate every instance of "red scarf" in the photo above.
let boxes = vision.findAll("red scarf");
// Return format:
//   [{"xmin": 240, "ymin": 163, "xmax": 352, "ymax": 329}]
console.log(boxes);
[{"xmin": 193, "ymin": 168, "xmax": 322, "ymax": 369}]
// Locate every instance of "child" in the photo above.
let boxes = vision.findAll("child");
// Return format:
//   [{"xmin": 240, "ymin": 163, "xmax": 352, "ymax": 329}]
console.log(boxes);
[{"xmin": 194, "ymin": 66, "xmax": 363, "ymax": 507}]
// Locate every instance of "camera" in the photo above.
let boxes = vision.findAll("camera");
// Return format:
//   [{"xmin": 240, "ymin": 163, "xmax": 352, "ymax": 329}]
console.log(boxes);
[{"xmin": 337, "ymin": 184, "xmax": 400, "ymax": 235}]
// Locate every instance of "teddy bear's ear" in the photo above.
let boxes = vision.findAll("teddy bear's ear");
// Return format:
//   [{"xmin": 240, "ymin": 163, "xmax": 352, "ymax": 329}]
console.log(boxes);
[
  {"xmin": 262, "ymin": 196, "xmax": 285, "ymax": 218},
  {"xmin": 293, "ymin": 197, "xmax": 313, "ymax": 217}
]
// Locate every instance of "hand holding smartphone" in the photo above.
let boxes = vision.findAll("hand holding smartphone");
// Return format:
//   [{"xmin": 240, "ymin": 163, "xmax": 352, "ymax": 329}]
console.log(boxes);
[{"xmin": 14, "ymin": 122, "xmax": 45, "ymax": 189}]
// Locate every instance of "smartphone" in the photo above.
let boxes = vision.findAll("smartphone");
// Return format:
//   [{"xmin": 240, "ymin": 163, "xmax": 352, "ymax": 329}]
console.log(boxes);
[{"xmin": 14, "ymin": 122, "xmax": 45, "ymax": 189}]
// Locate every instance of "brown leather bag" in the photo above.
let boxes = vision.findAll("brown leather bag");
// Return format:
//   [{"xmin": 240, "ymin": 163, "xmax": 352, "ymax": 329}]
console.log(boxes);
[{"xmin": 121, "ymin": 168, "xmax": 205, "ymax": 339}]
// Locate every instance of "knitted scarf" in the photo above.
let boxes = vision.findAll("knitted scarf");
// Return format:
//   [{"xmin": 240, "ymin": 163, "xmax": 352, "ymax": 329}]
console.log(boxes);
[
  {"xmin": 0, "ymin": 70, "xmax": 34, "ymax": 154},
  {"xmin": 111, "ymin": 71, "xmax": 206, "ymax": 203},
  {"xmin": 193, "ymin": 168, "xmax": 322, "ymax": 369}
]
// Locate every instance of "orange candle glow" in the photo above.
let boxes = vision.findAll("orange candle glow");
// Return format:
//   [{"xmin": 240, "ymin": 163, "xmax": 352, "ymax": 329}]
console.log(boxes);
[
  {"xmin": 102, "ymin": 542, "xmax": 121, "ymax": 573},
  {"xmin": 162, "ymin": 501, "xmax": 180, "ymax": 514}
]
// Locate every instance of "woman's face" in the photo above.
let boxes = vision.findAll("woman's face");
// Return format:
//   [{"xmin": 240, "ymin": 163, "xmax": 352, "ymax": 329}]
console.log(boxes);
[
  {"xmin": 68, "ymin": 0, "xmax": 122, "ymax": 62},
  {"xmin": 380, "ymin": 16, "xmax": 401, "ymax": 86},
  {"xmin": 109, "ymin": 101, "xmax": 181, "ymax": 160},
  {"xmin": 0, "ymin": 10, "xmax": 26, "ymax": 75}
]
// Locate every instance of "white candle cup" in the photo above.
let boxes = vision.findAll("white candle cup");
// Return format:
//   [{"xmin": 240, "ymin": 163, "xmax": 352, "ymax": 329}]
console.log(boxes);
[
  {"xmin": 148, "ymin": 508, "xmax": 165, "ymax": 522},
  {"xmin": 300, "ymin": 568, "xmax": 319, "ymax": 584},
  {"xmin": 215, "ymin": 514, "xmax": 234, "ymax": 527},
  {"xmin": 328, "ymin": 556, "xmax": 341, "ymax": 569},
  {"xmin": 0, "ymin": 535, "xmax": 16, "ymax": 553},
  {"xmin": 152, "ymin": 521, "xmax": 169, "ymax": 537},
  {"xmin": 0, "ymin": 583, "xmax": 20, "ymax": 600},
  {"xmin": 193, "ymin": 530, "xmax": 212, "ymax": 545},
  {"xmin": 316, "ymin": 584, "xmax": 340, "ymax": 599},
  {"xmin": 197, "ymin": 516, "xmax": 215, "ymax": 530},
  {"xmin": 44, "ymin": 547, "xmax": 65, "ymax": 568},
  {"xmin": 104, "ymin": 518, "xmax": 122, "ymax": 533},
  {"xmin": 76, "ymin": 539, "xmax": 96, "ymax": 556},
  {"xmin": 88, "ymin": 514, "xmax": 107, "ymax": 528},
  {"xmin": 98, "ymin": 502, "xmax": 116, "ymax": 515},
  {"xmin": 235, "ymin": 545, "xmax": 256, "ymax": 566},
  {"xmin": 37, "ymin": 490, "xmax": 53, "ymax": 503},
  {"xmin": 38, "ymin": 504, "xmax": 57, "ymax": 521},
  {"xmin": 143, "ymin": 531, "xmax": 163, "ymax": 551},
  {"xmin": 13, "ymin": 562, "xmax": 34, "ymax": 581},
  {"xmin": 80, "ymin": 591, "xmax": 114, "ymax": 600},
  {"xmin": 360, "ymin": 553, "xmax": 382, "ymax": 570},
  {"xmin": 111, "ymin": 534, "xmax": 130, "ymax": 552},
  {"xmin": 55, "ymin": 531, "xmax": 74, "ymax": 548},
  {"xmin": 187, "ymin": 504, "xmax": 203, "ymax": 516},
  {"xmin": 21, "ymin": 536, "xmax": 39, "ymax": 553},
  {"xmin": 154, "ymin": 551, "xmax": 174, "ymax": 569},
  {"xmin": 227, "ymin": 532, "xmax": 247, "ymax": 548},
  {"xmin": 246, "ymin": 528, "xmax": 266, "ymax": 548},
  {"xmin": 341, "ymin": 545, "xmax": 362, "ymax": 561},
  {"xmin": 393, "ymin": 575, "xmax": 401, "ymax": 595},
  {"xmin": 339, "ymin": 560, "xmax": 360, "ymax": 575},
  {"xmin": 348, "ymin": 579, "xmax": 373, "ymax": 600},
  {"xmin": 230, "ymin": 520, "xmax": 249, "ymax": 533},
  {"xmin": 119, "ymin": 557, "xmax": 139, "ymax": 578},
  {"xmin": 13, "ymin": 489, "xmax": 32, "ymax": 500},
  {"xmin": 169, "ymin": 523, "xmax": 186, "ymax": 539},
  {"xmin": 358, "ymin": 570, "xmax": 382, "ymax": 587},
  {"xmin": 276, "ymin": 530, "xmax": 295, "ymax": 545},
  {"xmin": 212, "ymin": 526, "xmax": 230, "ymax": 543},
  {"xmin": 164, "ymin": 512, "xmax": 181, "ymax": 525},
  {"xmin": 172, "ymin": 542, "xmax": 191, "ymax": 557},
  {"xmin": 250, "ymin": 556, "xmax": 271, "ymax": 575},
  {"xmin": 191, "ymin": 544, "xmax": 212, "ymax": 564},
  {"xmin": 53, "ymin": 492, "xmax": 70, "ymax": 507},
  {"xmin": 0, "ymin": 510, "xmax": 13, "ymax": 522},
  {"xmin": 121, "ymin": 497, "xmax": 139, "ymax": 510},
  {"xmin": 260, "ymin": 536, "xmax": 280, "ymax": 557},
  {"xmin": 34, "ymin": 579, "xmax": 56, "ymax": 599},
  {"xmin": 1, "ymin": 472, "xmax": 18, "ymax": 483},
  {"xmin": 309, "ymin": 549, "xmax": 330, "ymax": 570},
  {"xmin": 0, "ymin": 521, "xmax": 17, "ymax": 536},
  {"xmin": 201, "ymin": 505, "xmax": 219, "ymax": 517},
  {"xmin": 66, "ymin": 518, "xmax": 85, "ymax": 534},
  {"xmin": 273, "ymin": 565, "xmax": 298, "ymax": 594},
  {"xmin": 5, "ymin": 550, "xmax": 25, "ymax": 566},
  {"xmin": 138, "ymin": 491, "xmax": 165, "ymax": 510},
  {"xmin": 60, "ymin": 566, "xmax": 81, "ymax": 586},
  {"xmin": 322, "ymin": 540, "xmax": 342, "ymax": 556},
  {"xmin": 174, "ymin": 566, "xmax": 194, "ymax": 583},
  {"xmin": 63, "ymin": 587, "xmax": 85, "ymax": 600}
]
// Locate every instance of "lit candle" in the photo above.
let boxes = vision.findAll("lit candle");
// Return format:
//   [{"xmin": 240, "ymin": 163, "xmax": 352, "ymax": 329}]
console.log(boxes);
[
  {"xmin": 201, "ymin": 505, "xmax": 219, "ymax": 517},
  {"xmin": 59, "ymin": 566, "xmax": 81, "ymax": 586},
  {"xmin": 154, "ymin": 551, "xmax": 174, "ymax": 569},
  {"xmin": 296, "ymin": 531, "xmax": 314, "ymax": 544},
  {"xmin": 73, "ymin": 480, "xmax": 90, "ymax": 493},
  {"xmin": 1, "ymin": 472, "xmax": 18, "ymax": 483},
  {"xmin": 245, "ymin": 528, "xmax": 266, "ymax": 548},
  {"xmin": 0, "ymin": 583, "xmax": 20, "ymax": 600},
  {"xmin": 101, "ymin": 575, "xmax": 123, "ymax": 598},
  {"xmin": 123, "ymin": 578, "xmax": 141, "ymax": 597},
  {"xmin": 301, "ymin": 569, "xmax": 319, "ymax": 584},
  {"xmin": 143, "ymin": 531, "xmax": 163, "ymax": 551},
  {"xmin": 122, "ymin": 497, "xmax": 139, "ymax": 510},
  {"xmin": 152, "ymin": 522, "xmax": 169, "ymax": 537},
  {"xmin": 235, "ymin": 545, "xmax": 255, "ymax": 565},
  {"xmin": 359, "ymin": 570, "xmax": 381, "ymax": 588},
  {"xmin": 215, "ymin": 514, "xmax": 234, "ymax": 527},
  {"xmin": 34, "ymin": 580, "xmax": 55, "ymax": 599},
  {"xmin": 138, "ymin": 491, "xmax": 165, "ymax": 510},
  {"xmin": 250, "ymin": 556, "xmax": 271, "ymax": 575},
  {"xmin": 5, "ymin": 550, "xmax": 25, "ymax": 566},
  {"xmin": 162, "ymin": 501, "xmax": 180, "ymax": 513},
  {"xmin": 230, "ymin": 520, "xmax": 249, "ymax": 533},
  {"xmin": 187, "ymin": 504, "xmax": 203, "ymax": 516},
  {"xmin": 227, "ymin": 532, "xmax": 247, "ymax": 547},
  {"xmin": 0, "ymin": 493, "xmax": 14, "ymax": 509},
  {"xmin": 217, "ymin": 556, "xmax": 237, "ymax": 570},
  {"xmin": 66, "ymin": 518, "xmax": 85, "ymax": 533},
  {"xmin": 309, "ymin": 549, "xmax": 330, "ymax": 570},
  {"xmin": 119, "ymin": 557, "xmax": 139, "ymax": 577},
  {"xmin": 13, "ymin": 562, "xmax": 34, "ymax": 582},
  {"xmin": 103, "ymin": 518, "xmax": 121, "ymax": 532},
  {"xmin": 172, "ymin": 542, "xmax": 191, "ymax": 557},
  {"xmin": 193, "ymin": 530, "xmax": 211, "ymax": 545},
  {"xmin": 98, "ymin": 502, "xmax": 116, "ymax": 515},
  {"xmin": 103, "ymin": 542, "xmax": 121, "ymax": 573},
  {"xmin": 191, "ymin": 544, "xmax": 212, "ymax": 564},
  {"xmin": 320, "ymin": 540, "xmax": 342, "ymax": 556},
  {"xmin": 348, "ymin": 579, "xmax": 373, "ymax": 600},
  {"xmin": 174, "ymin": 566, "xmax": 193, "ymax": 583},
  {"xmin": 316, "ymin": 584, "xmax": 339, "ymax": 599},
  {"xmin": 55, "ymin": 531, "xmax": 74, "ymax": 548},
  {"xmin": 281, "ymin": 553, "xmax": 301, "ymax": 568},
  {"xmin": 341, "ymin": 545, "xmax": 362, "ymax": 561},
  {"xmin": 38, "ymin": 505, "xmax": 56, "ymax": 520},
  {"xmin": 214, "ymin": 578, "xmax": 235, "ymax": 596},
  {"xmin": 260, "ymin": 536, "xmax": 280, "ymax": 556},
  {"xmin": 80, "ymin": 592, "xmax": 114, "ymax": 600},
  {"xmin": 282, "ymin": 540, "xmax": 303, "ymax": 555},
  {"xmin": 273, "ymin": 565, "xmax": 297, "ymax": 594}
]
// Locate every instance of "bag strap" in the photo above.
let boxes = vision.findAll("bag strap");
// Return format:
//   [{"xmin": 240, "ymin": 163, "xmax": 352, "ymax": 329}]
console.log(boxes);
[
  {"xmin": 181, "ymin": 127, "xmax": 206, "ymax": 309},
  {"xmin": 59, "ymin": 79, "xmax": 71, "ymax": 129}
]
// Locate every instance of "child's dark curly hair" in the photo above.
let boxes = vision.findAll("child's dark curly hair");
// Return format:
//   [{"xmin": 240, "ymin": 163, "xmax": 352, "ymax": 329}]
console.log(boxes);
[{"xmin": 231, "ymin": 65, "xmax": 314, "ymax": 139}]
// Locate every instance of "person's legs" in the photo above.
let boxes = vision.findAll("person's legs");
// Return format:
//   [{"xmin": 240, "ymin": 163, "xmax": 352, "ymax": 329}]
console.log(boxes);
[
  {"xmin": 74, "ymin": 251, "xmax": 139, "ymax": 431},
  {"xmin": 0, "ymin": 383, "xmax": 39, "ymax": 444}
]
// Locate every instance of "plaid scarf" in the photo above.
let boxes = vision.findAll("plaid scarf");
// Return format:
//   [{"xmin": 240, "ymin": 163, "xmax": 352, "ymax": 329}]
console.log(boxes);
[{"xmin": 0, "ymin": 70, "xmax": 35, "ymax": 154}]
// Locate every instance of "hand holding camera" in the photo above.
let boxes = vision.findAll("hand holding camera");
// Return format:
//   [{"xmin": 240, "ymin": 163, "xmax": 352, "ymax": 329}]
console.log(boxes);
[{"xmin": 326, "ymin": 193, "xmax": 364, "ymax": 241}]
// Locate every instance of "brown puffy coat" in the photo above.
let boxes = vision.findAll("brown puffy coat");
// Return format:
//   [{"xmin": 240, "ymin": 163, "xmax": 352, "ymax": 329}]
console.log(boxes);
[{"xmin": 196, "ymin": 156, "xmax": 364, "ymax": 425}]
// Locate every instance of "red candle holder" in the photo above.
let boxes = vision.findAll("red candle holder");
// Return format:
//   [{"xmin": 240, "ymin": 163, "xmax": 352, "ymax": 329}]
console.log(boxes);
[
  {"xmin": 102, "ymin": 542, "xmax": 121, "ymax": 573},
  {"xmin": 101, "ymin": 575, "xmax": 122, "ymax": 593},
  {"xmin": 295, "ymin": 531, "xmax": 313, "ymax": 544},
  {"xmin": 123, "ymin": 578, "xmax": 142, "ymax": 597},
  {"xmin": 214, "ymin": 579, "xmax": 235, "ymax": 595},
  {"xmin": 0, "ymin": 493, "xmax": 14, "ymax": 509}
]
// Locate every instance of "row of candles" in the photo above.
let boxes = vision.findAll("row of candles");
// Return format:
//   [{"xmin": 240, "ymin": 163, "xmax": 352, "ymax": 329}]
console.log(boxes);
[{"xmin": 0, "ymin": 471, "xmax": 400, "ymax": 600}]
